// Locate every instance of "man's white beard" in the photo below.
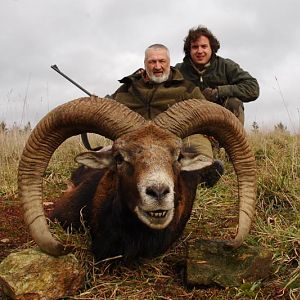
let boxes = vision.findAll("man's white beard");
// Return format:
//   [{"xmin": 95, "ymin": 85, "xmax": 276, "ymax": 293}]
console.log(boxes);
[{"xmin": 147, "ymin": 70, "xmax": 170, "ymax": 83}]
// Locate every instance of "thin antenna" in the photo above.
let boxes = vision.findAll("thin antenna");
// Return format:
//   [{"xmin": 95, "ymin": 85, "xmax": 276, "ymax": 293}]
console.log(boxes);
[
  {"xmin": 275, "ymin": 76, "xmax": 295, "ymax": 133},
  {"xmin": 21, "ymin": 74, "xmax": 31, "ymax": 126},
  {"xmin": 297, "ymin": 107, "xmax": 300, "ymax": 133}
]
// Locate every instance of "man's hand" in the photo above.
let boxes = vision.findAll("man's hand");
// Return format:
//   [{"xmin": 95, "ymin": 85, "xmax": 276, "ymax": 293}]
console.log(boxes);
[{"xmin": 202, "ymin": 88, "xmax": 219, "ymax": 103}]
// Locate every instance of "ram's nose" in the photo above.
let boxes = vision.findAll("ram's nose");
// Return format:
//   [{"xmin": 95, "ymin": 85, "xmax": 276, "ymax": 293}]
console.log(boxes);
[{"xmin": 146, "ymin": 185, "xmax": 170, "ymax": 201}]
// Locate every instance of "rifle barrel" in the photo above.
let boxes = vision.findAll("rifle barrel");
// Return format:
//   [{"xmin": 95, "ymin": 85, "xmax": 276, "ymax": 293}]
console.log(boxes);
[
  {"xmin": 50, "ymin": 64, "xmax": 101, "ymax": 151},
  {"xmin": 51, "ymin": 64, "xmax": 92, "ymax": 96}
]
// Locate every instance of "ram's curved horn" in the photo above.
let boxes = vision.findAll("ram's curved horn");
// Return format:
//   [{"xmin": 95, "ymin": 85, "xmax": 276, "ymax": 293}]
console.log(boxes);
[
  {"xmin": 18, "ymin": 96, "xmax": 146, "ymax": 256},
  {"xmin": 154, "ymin": 99, "xmax": 256, "ymax": 248}
]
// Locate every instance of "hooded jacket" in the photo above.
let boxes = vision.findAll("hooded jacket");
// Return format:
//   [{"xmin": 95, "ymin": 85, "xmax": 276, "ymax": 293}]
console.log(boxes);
[
  {"xmin": 112, "ymin": 67, "xmax": 205, "ymax": 120},
  {"xmin": 176, "ymin": 55, "xmax": 259, "ymax": 102}
]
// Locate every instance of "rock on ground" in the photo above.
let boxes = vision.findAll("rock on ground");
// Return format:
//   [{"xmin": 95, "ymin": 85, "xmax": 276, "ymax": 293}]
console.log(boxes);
[
  {"xmin": 186, "ymin": 239, "xmax": 272, "ymax": 287},
  {"xmin": 0, "ymin": 248, "xmax": 85, "ymax": 300}
]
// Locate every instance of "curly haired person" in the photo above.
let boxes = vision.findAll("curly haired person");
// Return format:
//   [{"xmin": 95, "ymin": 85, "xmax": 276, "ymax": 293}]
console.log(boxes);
[{"xmin": 176, "ymin": 25, "xmax": 259, "ymax": 124}]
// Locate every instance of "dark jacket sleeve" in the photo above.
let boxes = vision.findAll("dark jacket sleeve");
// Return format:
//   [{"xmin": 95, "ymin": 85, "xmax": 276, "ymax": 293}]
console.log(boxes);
[{"xmin": 217, "ymin": 59, "xmax": 259, "ymax": 102}]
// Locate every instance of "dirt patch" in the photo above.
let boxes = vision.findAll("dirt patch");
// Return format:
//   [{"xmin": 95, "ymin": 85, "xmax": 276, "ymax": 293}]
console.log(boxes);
[
  {"xmin": 0, "ymin": 197, "xmax": 32, "ymax": 298},
  {"xmin": 0, "ymin": 197, "xmax": 31, "ymax": 260}
]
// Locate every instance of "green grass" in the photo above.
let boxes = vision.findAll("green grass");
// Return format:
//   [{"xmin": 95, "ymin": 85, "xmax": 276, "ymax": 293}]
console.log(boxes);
[{"xmin": 0, "ymin": 127, "xmax": 299, "ymax": 299}]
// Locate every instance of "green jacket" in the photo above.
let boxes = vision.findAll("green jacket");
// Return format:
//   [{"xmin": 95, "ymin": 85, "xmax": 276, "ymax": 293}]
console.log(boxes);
[
  {"xmin": 176, "ymin": 55, "xmax": 259, "ymax": 102},
  {"xmin": 112, "ymin": 67, "xmax": 205, "ymax": 120}
]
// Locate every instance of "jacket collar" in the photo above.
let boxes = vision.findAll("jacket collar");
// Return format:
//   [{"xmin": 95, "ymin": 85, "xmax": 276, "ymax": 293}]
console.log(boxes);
[{"xmin": 119, "ymin": 66, "xmax": 184, "ymax": 85}]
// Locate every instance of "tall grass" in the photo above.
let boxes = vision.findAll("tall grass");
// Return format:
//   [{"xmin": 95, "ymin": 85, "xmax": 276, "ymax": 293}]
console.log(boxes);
[
  {"xmin": 0, "ymin": 130, "xmax": 109, "ymax": 198},
  {"xmin": 248, "ymin": 131, "xmax": 300, "ymax": 299},
  {"xmin": 0, "ymin": 127, "xmax": 299, "ymax": 299},
  {"xmin": 0, "ymin": 128, "xmax": 30, "ymax": 197}
]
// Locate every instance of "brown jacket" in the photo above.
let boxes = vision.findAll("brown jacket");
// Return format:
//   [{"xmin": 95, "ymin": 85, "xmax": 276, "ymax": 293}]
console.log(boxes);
[{"xmin": 112, "ymin": 67, "xmax": 205, "ymax": 120}]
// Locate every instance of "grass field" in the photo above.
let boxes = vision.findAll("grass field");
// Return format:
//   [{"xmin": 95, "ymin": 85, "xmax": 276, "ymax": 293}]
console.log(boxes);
[{"xmin": 0, "ymin": 127, "xmax": 299, "ymax": 299}]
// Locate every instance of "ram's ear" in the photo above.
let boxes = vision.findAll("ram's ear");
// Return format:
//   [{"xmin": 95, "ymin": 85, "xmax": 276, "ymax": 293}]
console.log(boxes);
[
  {"xmin": 179, "ymin": 152, "xmax": 213, "ymax": 171},
  {"xmin": 75, "ymin": 150, "xmax": 113, "ymax": 169}
]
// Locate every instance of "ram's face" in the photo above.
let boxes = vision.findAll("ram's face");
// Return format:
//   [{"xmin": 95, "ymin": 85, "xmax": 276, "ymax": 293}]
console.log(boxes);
[
  {"xmin": 75, "ymin": 124, "xmax": 213, "ymax": 230},
  {"xmin": 116, "ymin": 129, "xmax": 181, "ymax": 229},
  {"xmin": 76, "ymin": 125, "xmax": 180, "ymax": 229}
]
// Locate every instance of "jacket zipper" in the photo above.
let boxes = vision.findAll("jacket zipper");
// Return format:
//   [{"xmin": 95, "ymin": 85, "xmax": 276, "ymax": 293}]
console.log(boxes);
[{"xmin": 147, "ymin": 85, "xmax": 159, "ymax": 119}]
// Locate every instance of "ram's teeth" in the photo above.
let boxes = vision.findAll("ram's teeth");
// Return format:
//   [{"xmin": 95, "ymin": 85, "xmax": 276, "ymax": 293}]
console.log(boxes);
[{"xmin": 148, "ymin": 211, "xmax": 167, "ymax": 218}]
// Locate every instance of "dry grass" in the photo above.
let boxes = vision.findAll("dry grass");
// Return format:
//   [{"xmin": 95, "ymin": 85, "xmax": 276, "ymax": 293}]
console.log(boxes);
[
  {"xmin": 0, "ymin": 127, "xmax": 299, "ymax": 299},
  {"xmin": 0, "ymin": 128, "xmax": 30, "ymax": 197}
]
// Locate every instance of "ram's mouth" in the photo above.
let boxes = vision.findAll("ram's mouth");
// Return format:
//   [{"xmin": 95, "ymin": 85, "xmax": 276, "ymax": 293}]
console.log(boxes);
[{"xmin": 134, "ymin": 206, "xmax": 174, "ymax": 229}]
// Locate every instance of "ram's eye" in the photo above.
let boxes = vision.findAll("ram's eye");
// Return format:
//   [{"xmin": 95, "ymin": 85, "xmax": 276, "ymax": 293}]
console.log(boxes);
[
  {"xmin": 114, "ymin": 153, "xmax": 124, "ymax": 165},
  {"xmin": 177, "ymin": 152, "xmax": 184, "ymax": 162}
]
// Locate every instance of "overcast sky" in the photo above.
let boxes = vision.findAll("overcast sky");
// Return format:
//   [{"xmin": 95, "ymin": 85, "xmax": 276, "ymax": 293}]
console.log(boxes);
[{"xmin": 1, "ymin": 0, "xmax": 300, "ymax": 132}]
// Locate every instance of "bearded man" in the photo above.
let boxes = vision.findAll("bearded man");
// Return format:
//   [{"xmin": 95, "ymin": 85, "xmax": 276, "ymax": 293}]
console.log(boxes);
[{"xmin": 113, "ymin": 44, "xmax": 203, "ymax": 119}]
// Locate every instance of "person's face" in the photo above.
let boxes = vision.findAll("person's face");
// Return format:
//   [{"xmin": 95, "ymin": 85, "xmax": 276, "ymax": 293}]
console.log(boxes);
[
  {"xmin": 190, "ymin": 35, "xmax": 212, "ymax": 66},
  {"xmin": 144, "ymin": 48, "xmax": 170, "ymax": 83}
]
